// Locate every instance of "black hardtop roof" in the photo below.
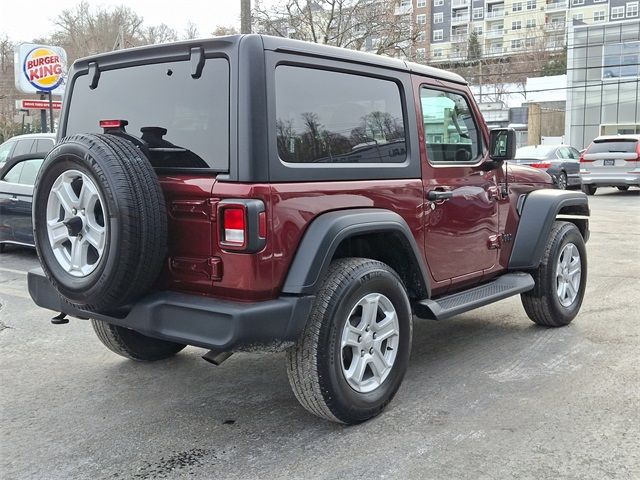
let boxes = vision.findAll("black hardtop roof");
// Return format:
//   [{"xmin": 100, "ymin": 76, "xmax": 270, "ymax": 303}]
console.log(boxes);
[{"xmin": 72, "ymin": 34, "xmax": 467, "ymax": 85}]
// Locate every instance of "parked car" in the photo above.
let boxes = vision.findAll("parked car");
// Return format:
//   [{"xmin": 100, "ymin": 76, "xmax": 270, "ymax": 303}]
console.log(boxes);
[
  {"xmin": 0, "ymin": 153, "xmax": 46, "ymax": 251},
  {"xmin": 514, "ymin": 144, "xmax": 582, "ymax": 190},
  {"xmin": 580, "ymin": 135, "xmax": 640, "ymax": 195},
  {"xmin": 27, "ymin": 35, "xmax": 590, "ymax": 424},
  {"xmin": 0, "ymin": 133, "xmax": 55, "ymax": 169}
]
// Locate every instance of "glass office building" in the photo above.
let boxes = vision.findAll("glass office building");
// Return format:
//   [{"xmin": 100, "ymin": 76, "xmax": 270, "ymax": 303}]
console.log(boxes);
[{"xmin": 565, "ymin": 19, "xmax": 640, "ymax": 149}]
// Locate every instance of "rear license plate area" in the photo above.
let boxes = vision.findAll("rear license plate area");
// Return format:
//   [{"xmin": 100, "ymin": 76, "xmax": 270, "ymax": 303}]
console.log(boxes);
[{"xmin": 604, "ymin": 159, "xmax": 615, "ymax": 166}]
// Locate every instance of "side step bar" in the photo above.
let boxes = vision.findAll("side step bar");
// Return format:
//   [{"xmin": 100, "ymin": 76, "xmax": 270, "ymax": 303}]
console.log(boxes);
[{"xmin": 414, "ymin": 272, "xmax": 535, "ymax": 320}]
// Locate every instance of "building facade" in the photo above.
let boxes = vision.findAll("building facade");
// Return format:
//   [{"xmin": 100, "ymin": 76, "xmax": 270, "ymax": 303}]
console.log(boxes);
[
  {"xmin": 565, "ymin": 19, "xmax": 640, "ymax": 148},
  {"xmin": 418, "ymin": 0, "xmax": 640, "ymax": 61}
]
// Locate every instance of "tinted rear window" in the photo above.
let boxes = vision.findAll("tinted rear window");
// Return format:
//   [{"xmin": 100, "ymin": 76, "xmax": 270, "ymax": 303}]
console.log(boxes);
[
  {"xmin": 588, "ymin": 140, "xmax": 638, "ymax": 154},
  {"xmin": 36, "ymin": 139, "xmax": 54, "ymax": 153},
  {"xmin": 275, "ymin": 66, "xmax": 406, "ymax": 164},
  {"xmin": 66, "ymin": 58, "xmax": 230, "ymax": 171},
  {"xmin": 14, "ymin": 140, "xmax": 35, "ymax": 156}
]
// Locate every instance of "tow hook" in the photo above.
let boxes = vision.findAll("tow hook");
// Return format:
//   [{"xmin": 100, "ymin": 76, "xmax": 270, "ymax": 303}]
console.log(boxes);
[
  {"xmin": 51, "ymin": 312, "xmax": 69, "ymax": 325},
  {"xmin": 202, "ymin": 349, "xmax": 233, "ymax": 366}
]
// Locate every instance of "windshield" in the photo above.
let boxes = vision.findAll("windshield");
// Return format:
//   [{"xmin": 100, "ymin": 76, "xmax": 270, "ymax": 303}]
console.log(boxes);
[
  {"xmin": 515, "ymin": 145, "xmax": 555, "ymax": 159},
  {"xmin": 65, "ymin": 58, "xmax": 229, "ymax": 171},
  {"xmin": 588, "ymin": 139, "xmax": 638, "ymax": 154}
]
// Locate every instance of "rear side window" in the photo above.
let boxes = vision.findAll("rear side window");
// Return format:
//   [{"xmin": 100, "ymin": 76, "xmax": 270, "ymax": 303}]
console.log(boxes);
[
  {"xmin": 66, "ymin": 58, "xmax": 230, "ymax": 171},
  {"xmin": 420, "ymin": 87, "xmax": 482, "ymax": 164},
  {"xmin": 275, "ymin": 66, "xmax": 406, "ymax": 164},
  {"xmin": 2, "ymin": 162, "xmax": 24, "ymax": 183},
  {"xmin": 588, "ymin": 140, "xmax": 638, "ymax": 154},
  {"xmin": 35, "ymin": 139, "xmax": 54, "ymax": 153},
  {"xmin": 0, "ymin": 141, "xmax": 15, "ymax": 166},
  {"xmin": 13, "ymin": 140, "xmax": 34, "ymax": 157},
  {"xmin": 18, "ymin": 159, "xmax": 44, "ymax": 185}
]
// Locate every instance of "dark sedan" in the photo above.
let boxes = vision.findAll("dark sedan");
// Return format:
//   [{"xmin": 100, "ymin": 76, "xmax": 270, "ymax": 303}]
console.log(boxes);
[
  {"xmin": 0, "ymin": 153, "xmax": 47, "ymax": 251},
  {"xmin": 514, "ymin": 145, "xmax": 582, "ymax": 190}
]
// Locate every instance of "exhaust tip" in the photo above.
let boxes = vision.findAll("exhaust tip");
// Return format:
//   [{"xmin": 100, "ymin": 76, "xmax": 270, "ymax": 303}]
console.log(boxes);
[{"xmin": 202, "ymin": 349, "xmax": 233, "ymax": 366}]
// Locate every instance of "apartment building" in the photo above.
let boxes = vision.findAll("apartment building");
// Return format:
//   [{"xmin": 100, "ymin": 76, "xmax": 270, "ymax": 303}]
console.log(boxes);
[{"xmin": 418, "ymin": 0, "xmax": 640, "ymax": 61}]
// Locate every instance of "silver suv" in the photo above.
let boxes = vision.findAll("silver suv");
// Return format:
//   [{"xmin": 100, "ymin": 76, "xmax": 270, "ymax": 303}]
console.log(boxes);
[{"xmin": 580, "ymin": 135, "xmax": 640, "ymax": 195}]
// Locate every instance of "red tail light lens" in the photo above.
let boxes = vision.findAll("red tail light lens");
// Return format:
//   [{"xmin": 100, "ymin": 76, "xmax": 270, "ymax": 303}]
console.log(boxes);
[
  {"xmin": 99, "ymin": 119, "xmax": 128, "ymax": 129},
  {"xmin": 530, "ymin": 161, "xmax": 551, "ymax": 168},
  {"xmin": 218, "ymin": 199, "xmax": 266, "ymax": 253},
  {"xmin": 222, "ymin": 207, "xmax": 246, "ymax": 245},
  {"xmin": 580, "ymin": 144, "xmax": 594, "ymax": 162}
]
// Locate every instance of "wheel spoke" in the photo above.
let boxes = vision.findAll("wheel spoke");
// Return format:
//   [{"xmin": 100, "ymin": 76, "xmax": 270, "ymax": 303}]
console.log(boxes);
[
  {"xmin": 370, "ymin": 348, "xmax": 389, "ymax": 378},
  {"xmin": 79, "ymin": 174, "xmax": 100, "ymax": 210},
  {"xmin": 557, "ymin": 278, "xmax": 566, "ymax": 300},
  {"xmin": 374, "ymin": 315, "xmax": 397, "ymax": 341},
  {"xmin": 361, "ymin": 294, "xmax": 380, "ymax": 326},
  {"xmin": 342, "ymin": 324, "xmax": 362, "ymax": 348},
  {"xmin": 53, "ymin": 181, "xmax": 78, "ymax": 214},
  {"xmin": 565, "ymin": 279, "xmax": 576, "ymax": 299},
  {"xmin": 346, "ymin": 355, "xmax": 368, "ymax": 384},
  {"xmin": 47, "ymin": 220, "xmax": 68, "ymax": 246},
  {"xmin": 69, "ymin": 237, "xmax": 89, "ymax": 271},
  {"xmin": 83, "ymin": 225, "xmax": 105, "ymax": 253}
]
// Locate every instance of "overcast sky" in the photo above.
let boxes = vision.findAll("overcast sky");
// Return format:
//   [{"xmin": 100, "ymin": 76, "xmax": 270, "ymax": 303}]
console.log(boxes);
[{"xmin": 2, "ymin": 0, "xmax": 272, "ymax": 43}]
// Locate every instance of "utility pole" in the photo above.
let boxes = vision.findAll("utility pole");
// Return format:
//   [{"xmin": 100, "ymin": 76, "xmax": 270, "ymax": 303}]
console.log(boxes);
[
  {"xmin": 478, "ymin": 59, "xmax": 483, "ymax": 104},
  {"xmin": 241, "ymin": 0, "xmax": 252, "ymax": 34}
]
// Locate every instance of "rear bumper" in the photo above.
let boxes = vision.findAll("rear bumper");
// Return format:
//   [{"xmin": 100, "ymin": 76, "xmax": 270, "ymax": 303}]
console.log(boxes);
[
  {"xmin": 28, "ymin": 269, "xmax": 314, "ymax": 351},
  {"xmin": 580, "ymin": 173, "xmax": 640, "ymax": 186}
]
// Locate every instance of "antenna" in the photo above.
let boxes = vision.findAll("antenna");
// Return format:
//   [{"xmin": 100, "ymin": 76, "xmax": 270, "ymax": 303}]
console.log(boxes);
[{"xmin": 503, "ymin": 160, "xmax": 509, "ymax": 197}]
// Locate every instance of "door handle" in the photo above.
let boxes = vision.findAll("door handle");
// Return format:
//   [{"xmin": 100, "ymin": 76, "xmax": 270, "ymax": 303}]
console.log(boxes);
[
  {"xmin": 9, "ymin": 197, "xmax": 19, "ymax": 203},
  {"xmin": 427, "ymin": 190, "xmax": 453, "ymax": 201}
]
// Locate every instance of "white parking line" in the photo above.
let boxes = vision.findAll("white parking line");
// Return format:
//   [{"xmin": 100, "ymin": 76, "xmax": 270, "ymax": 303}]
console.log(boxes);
[{"xmin": 0, "ymin": 267, "xmax": 28, "ymax": 276}]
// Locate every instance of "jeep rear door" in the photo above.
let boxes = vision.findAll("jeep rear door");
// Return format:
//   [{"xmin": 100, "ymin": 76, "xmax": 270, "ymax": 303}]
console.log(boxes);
[{"xmin": 414, "ymin": 77, "xmax": 500, "ymax": 291}]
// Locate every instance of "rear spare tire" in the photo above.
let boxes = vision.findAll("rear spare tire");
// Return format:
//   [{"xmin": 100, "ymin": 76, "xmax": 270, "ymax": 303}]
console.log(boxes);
[{"xmin": 33, "ymin": 133, "xmax": 167, "ymax": 313}]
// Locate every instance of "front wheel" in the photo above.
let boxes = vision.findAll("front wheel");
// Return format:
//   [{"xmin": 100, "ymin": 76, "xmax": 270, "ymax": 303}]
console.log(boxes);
[
  {"xmin": 286, "ymin": 258, "xmax": 412, "ymax": 424},
  {"xmin": 521, "ymin": 221, "xmax": 587, "ymax": 327}
]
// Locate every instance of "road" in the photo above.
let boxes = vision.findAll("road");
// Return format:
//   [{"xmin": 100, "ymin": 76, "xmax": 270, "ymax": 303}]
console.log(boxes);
[{"xmin": 1, "ymin": 187, "xmax": 639, "ymax": 480}]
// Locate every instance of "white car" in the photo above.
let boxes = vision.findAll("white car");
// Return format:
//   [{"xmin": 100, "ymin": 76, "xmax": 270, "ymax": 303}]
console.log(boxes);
[{"xmin": 580, "ymin": 135, "xmax": 640, "ymax": 195}]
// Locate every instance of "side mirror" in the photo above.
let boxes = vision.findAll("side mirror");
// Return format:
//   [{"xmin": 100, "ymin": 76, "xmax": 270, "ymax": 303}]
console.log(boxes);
[{"xmin": 489, "ymin": 128, "xmax": 516, "ymax": 162}]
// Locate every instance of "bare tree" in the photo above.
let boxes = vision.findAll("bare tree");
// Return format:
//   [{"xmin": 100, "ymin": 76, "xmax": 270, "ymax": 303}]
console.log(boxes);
[
  {"xmin": 212, "ymin": 25, "xmax": 240, "ymax": 36},
  {"xmin": 143, "ymin": 24, "xmax": 179, "ymax": 44},
  {"xmin": 183, "ymin": 22, "xmax": 200, "ymax": 40},
  {"xmin": 253, "ymin": 0, "xmax": 421, "ymax": 59}
]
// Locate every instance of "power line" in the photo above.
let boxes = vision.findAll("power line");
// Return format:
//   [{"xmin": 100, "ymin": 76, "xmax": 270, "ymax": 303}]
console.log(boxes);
[{"xmin": 472, "ymin": 77, "xmax": 638, "ymax": 94}]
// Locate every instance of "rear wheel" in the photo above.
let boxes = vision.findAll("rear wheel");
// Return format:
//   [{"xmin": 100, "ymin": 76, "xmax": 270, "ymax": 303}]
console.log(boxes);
[
  {"xmin": 91, "ymin": 319, "xmax": 185, "ymax": 361},
  {"xmin": 521, "ymin": 221, "xmax": 587, "ymax": 327},
  {"xmin": 286, "ymin": 258, "xmax": 412, "ymax": 424},
  {"xmin": 556, "ymin": 172, "xmax": 568, "ymax": 190},
  {"xmin": 581, "ymin": 184, "xmax": 597, "ymax": 196},
  {"xmin": 617, "ymin": 186, "xmax": 629, "ymax": 191}
]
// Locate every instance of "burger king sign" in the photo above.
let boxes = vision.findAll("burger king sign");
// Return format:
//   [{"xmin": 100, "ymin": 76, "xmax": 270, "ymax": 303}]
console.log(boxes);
[{"xmin": 15, "ymin": 44, "xmax": 67, "ymax": 95}]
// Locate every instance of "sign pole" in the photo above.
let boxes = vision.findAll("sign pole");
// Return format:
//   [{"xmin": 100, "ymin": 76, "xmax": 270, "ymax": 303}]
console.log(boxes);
[
  {"xmin": 39, "ymin": 92, "xmax": 47, "ymax": 133},
  {"xmin": 48, "ymin": 91, "xmax": 54, "ymax": 133}
]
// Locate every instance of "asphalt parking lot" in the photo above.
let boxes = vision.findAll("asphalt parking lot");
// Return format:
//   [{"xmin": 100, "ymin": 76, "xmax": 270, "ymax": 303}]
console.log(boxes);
[{"xmin": 1, "ymin": 187, "xmax": 638, "ymax": 480}]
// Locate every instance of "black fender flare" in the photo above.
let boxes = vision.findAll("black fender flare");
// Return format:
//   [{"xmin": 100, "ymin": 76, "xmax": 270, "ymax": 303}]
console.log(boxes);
[
  {"xmin": 281, "ymin": 208, "xmax": 431, "ymax": 297},
  {"xmin": 509, "ymin": 189, "xmax": 590, "ymax": 270}
]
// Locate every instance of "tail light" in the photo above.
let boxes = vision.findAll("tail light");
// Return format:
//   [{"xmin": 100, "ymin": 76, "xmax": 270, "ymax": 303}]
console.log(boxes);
[
  {"xmin": 222, "ymin": 208, "xmax": 246, "ymax": 245},
  {"xmin": 580, "ymin": 144, "xmax": 594, "ymax": 163},
  {"xmin": 218, "ymin": 199, "xmax": 266, "ymax": 253},
  {"xmin": 530, "ymin": 161, "xmax": 551, "ymax": 168}
]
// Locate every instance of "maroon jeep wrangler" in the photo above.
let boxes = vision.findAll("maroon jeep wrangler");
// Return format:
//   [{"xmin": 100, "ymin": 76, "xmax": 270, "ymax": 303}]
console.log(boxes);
[{"xmin": 28, "ymin": 35, "xmax": 590, "ymax": 424}]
